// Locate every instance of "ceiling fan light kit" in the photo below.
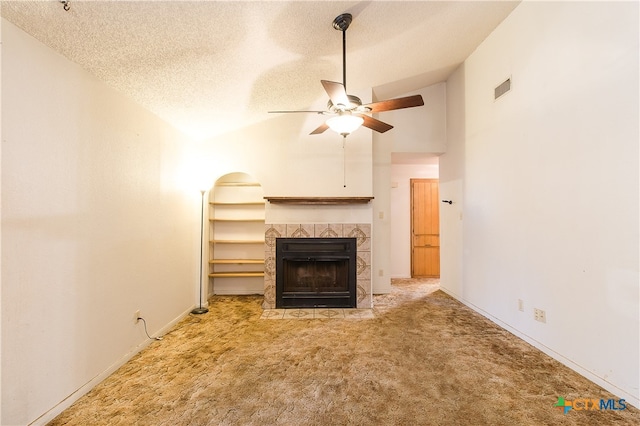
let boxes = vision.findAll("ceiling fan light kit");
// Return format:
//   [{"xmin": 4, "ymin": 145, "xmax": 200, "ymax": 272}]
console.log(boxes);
[
  {"xmin": 327, "ymin": 113, "xmax": 364, "ymax": 136},
  {"xmin": 269, "ymin": 13, "xmax": 424, "ymax": 138}
]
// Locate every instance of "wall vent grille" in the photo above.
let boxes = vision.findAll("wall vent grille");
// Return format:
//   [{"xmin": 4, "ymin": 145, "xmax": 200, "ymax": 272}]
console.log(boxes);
[{"xmin": 494, "ymin": 78, "xmax": 511, "ymax": 100}]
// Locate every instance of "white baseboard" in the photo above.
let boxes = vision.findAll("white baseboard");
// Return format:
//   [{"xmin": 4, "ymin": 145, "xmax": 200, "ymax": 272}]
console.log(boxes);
[
  {"xmin": 438, "ymin": 287, "xmax": 639, "ymax": 409},
  {"xmin": 29, "ymin": 305, "xmax": 196, "ymax": 426}
]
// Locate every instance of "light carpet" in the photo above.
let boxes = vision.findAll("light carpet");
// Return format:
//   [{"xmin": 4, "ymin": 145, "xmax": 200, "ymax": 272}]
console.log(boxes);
[{"xmin": 49, "ymin": 279, "xmax": 639, "ymax": 425}]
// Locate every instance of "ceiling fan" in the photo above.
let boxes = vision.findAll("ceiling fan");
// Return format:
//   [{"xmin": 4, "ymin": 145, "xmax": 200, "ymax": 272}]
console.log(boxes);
[{"xmin": 269, "ymin": 13, "xmax": 425, "ymax": 137}]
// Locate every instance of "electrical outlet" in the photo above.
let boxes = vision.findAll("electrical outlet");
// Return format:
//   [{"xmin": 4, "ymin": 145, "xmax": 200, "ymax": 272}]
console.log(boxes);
[
  {"xmin": 378, "ymin": 269, "xmax": 384, "ymax": 277},
  {"xmin": 134, "ymin": 310, "xmax": 140, "ymax": 324},
  {"xmin": 518, "ymin": 299, "xmax": 524, "ymax": 312},
  {"xmin": 533, "ymin": 308, "xmax": 546, "ymax": 323}
]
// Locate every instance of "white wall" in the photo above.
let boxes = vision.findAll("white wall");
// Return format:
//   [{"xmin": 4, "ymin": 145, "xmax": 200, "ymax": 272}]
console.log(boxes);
[
  {"xmin": 374, "ymin": 83, "xmax": 447, "ymax": 290},
  {"xmin": 441, "ymin": 2, "xmax": 639, "ymax": 406},
  {"xmin": 390, "ymin": 162, "xmax": 439, "ymax": 278},
  {"xmin": 379, "ymin": 83, "xmax": 447, "ymax": 155},
  {"xmin": 195, "ymin": 87, "xmax": 374, "ymax": 199},
  {"xmin": 439, "ymin": 64, "xmax": 465, "ymax": 297},
  {"xmin": 372, "ymin": 127, "xmax": 392, "ymax": 293},
  {"xmin": 1, "ymin": 20, "xmax": 199, "ymax": 425}
]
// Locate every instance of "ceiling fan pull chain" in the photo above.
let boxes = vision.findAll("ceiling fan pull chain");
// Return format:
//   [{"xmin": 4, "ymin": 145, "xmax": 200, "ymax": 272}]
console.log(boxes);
[{"xmin": 343, "ymin": 135, "xmax": 347, "ymax": 188}]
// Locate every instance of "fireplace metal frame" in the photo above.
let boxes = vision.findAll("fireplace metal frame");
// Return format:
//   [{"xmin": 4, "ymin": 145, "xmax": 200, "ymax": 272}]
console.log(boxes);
[{"xmin": 276, "ymin": 237, "xmax": 357, "ymax": 308}]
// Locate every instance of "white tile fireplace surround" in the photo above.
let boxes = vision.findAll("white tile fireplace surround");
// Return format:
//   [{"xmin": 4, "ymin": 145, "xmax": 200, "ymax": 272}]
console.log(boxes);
[{"xmin": 263, "ymin": 223, "xmax": 372, "ymax": 309}]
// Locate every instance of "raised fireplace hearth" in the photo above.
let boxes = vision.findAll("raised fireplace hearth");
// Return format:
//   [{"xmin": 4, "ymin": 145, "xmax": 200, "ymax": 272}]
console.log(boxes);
[{"xmin": 276, "ymin": 238, "xmax": 356, "ymax": 308}]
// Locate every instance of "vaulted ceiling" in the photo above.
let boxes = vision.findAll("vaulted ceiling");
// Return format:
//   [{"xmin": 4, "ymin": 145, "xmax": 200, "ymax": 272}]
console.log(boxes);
[{"xmin": 1, "ymin": 1, "xmax": 519, "ymax": 140}]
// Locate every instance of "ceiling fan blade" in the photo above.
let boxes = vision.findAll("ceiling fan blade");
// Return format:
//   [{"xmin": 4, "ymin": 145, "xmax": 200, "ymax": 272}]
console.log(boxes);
[
  {"xmin": 362, "ymin": 94, "xmax": 424, "ymax": 113},
  {"xmin": 310, "ymin": 122, "xmax": 330, "ymax": 135},
  {"xmin": 360, "ymin": 115, "xmax": 394, "ymax": 133},
  {"xmin": 321, "ymin": 80, "xmax": 350, "ymax": 108}
]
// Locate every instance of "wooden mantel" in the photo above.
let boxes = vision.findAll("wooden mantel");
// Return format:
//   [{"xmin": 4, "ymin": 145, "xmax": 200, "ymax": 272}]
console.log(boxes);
[{"xmin": 264, "ymin": 196, "xmax": 374, "ymax": 205}]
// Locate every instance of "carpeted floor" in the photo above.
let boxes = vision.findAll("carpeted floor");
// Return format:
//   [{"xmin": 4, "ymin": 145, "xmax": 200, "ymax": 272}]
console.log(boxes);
[{"xmin": 49, "ymin": 279, "xmax": 639, "ymax": 425}]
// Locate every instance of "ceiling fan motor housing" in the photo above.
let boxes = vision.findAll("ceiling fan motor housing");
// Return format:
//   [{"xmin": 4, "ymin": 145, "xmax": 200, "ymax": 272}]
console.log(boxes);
[{"xmin": 327, "ymin": 94, "xmax": 364, "ymax": 113}]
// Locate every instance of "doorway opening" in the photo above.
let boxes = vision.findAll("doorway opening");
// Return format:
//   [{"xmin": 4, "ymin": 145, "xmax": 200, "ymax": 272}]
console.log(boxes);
[{"xmin": 390, "ymin": 154, "xmax": 440, "ymax": 279}]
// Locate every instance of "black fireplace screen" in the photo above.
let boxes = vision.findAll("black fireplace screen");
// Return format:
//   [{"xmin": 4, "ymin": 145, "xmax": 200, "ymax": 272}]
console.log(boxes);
[
  {"xmin": 283, "ymin": 259, "xmax": 348, "ymax": 293},
  {"xmin": 276, "ymin": 238, "xmax": 356, "ymax": 308}
]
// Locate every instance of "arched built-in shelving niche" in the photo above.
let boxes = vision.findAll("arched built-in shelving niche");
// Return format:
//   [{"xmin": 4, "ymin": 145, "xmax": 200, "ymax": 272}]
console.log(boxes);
[{"xmin": 208, "ymin": 172, "xmax": 265, "ymax": 295}]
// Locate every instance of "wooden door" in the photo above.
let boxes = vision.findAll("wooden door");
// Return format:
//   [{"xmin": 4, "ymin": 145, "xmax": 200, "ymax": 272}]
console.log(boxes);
[{"xmin": 411, "ymin": 179, "xmax": 440, "ymax": 277}]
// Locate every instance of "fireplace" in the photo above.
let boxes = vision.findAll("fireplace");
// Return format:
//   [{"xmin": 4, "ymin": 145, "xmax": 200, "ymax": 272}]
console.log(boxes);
[
  {"xmin": 276, "ymin": 238, "xmax": 357, "ymax": 308},
  {"xmin": 263, "ymin": 223, "xmax": 372, "ymax": 309}
]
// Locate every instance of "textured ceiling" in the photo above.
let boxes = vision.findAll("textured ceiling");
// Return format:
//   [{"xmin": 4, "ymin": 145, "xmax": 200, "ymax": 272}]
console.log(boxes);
[{"xmin": 1, "ymin": 1, "xmax": 519, "ymax": 140}]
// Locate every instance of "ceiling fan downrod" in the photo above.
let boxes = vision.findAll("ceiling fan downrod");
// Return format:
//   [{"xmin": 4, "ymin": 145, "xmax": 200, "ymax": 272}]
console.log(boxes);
[{"xmin": 332, "ymin": 13, "xmax": 352, "ymax": 91}]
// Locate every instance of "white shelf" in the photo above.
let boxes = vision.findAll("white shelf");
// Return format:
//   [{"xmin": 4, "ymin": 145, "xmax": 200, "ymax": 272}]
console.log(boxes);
[{"xmin": 209, "ymin": 179, "xmax": 265, "ymax": 292}]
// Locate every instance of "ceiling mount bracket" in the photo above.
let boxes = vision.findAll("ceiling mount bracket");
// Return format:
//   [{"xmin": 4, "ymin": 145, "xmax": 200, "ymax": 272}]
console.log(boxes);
[{"xmin": 332, "ymin": 13, "xmax": 352, "ymax": 32}]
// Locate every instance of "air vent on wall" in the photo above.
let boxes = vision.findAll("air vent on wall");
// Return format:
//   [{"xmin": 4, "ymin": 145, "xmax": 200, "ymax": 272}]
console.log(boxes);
[{"xmin": 494, "ymin": 77, "xmax": 511, "ymax": 100}]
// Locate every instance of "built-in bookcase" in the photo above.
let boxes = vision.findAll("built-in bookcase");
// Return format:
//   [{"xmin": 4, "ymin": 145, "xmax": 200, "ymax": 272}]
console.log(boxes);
[{"xmin": 208, "ymin": 173, "xmax": 265, "ymax": 294}]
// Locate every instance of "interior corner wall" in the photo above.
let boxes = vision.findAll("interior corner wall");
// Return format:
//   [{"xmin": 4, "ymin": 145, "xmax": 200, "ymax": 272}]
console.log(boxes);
[
  {"xmin": 371, "ymin": 130, "xmax": 392, "ymax": 294},
  {"xmin": 1, "ymin": 20, "xmax": 198, "ymax": 425},
  {"xmin": 442, "ymin": 2, "xmax": 639, "ymax": 406},
  {"xmin": 439, "ymin": 64, "xmax": 465, "ymax": 296}
]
